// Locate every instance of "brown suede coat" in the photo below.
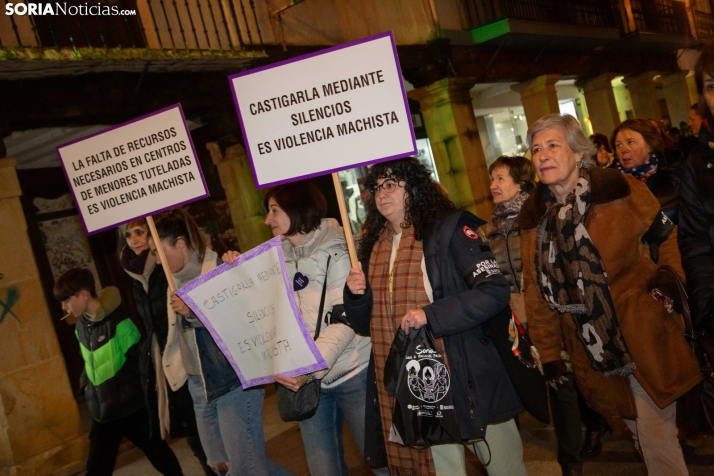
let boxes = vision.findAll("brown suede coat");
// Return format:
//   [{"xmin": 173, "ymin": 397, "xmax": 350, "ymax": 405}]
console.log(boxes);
[{"xmin": 520, "ymin": 167, "xmax": 702, "ymax": 419}]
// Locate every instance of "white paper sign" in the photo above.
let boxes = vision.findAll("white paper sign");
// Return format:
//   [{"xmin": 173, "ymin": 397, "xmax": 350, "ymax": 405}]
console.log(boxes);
[
  {"xmin": 176, "ymin": 237, "xmax": 327, "ymax": 388},
  {"xmin": 56, "ymin": 104, "xmax": 208, "ymax": 234},
  {"xmin": 229, "ymin": 31, "xmax": 417, "ymax": 188}
]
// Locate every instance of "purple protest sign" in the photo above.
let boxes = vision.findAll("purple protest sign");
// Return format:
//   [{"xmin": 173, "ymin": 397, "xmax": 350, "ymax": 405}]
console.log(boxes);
[
  {"xmin": 176, "ymin": 236, "xmax": 327, "ymax": 388},
  {"xmin": 229, "ymin": 31, "xmax": 417, "ymax": 188},
  {"xmin": 56, "ymin": 104, "xmax": 208, "ymax": 235}
]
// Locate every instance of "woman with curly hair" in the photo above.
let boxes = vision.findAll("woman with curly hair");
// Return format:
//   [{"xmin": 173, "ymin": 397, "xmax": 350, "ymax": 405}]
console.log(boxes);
[{"xmin": 344, "ymin": 158, "xmax": 527, "ymax": 476}]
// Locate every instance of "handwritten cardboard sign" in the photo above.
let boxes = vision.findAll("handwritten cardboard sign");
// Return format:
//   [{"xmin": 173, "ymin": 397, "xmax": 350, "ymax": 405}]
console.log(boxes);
[
  {"xmin": 176, "ymin": 237, "xmax": 327, "ymax": 388},
  {"xmin": 56, "ymin": 104, "xmax": 208, "ymax": 234},
  {"xmin": 229, "ymin": 31, "xmax": 417, "ymax": 188}
]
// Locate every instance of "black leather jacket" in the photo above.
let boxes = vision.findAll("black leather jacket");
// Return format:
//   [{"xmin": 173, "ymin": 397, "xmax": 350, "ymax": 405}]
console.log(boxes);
[{"xmin": 679, "ymin": 145, "xmax": 714, "ymax": 328}]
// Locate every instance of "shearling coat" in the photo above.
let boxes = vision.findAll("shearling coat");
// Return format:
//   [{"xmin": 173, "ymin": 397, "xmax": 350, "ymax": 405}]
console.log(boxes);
[{"xmin": 520, "ymin": 167, "xmax": 702, "ymax": 419}]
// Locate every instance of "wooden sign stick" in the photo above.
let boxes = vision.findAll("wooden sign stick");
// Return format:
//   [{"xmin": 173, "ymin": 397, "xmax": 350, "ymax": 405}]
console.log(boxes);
[
  {"xmin": 332, "ymin": 173, "xmax": 359, "ymax": 268},
  {"xmin": 332, "ymin": 173, "xmax": 366, "ymax": 295},
  {"xmin": 146, "ymin": 215, "xmax": 177, "ymax": 293}
]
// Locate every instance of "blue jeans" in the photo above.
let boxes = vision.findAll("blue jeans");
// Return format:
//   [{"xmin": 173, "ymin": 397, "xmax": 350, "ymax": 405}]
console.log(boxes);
[
  {"xmin": 188, "ymin": 375, "xmax": 292, "ymax": 476},
  {"xmin": 298, "ymin": 366, "xmax": 372, "ymax": 476}
]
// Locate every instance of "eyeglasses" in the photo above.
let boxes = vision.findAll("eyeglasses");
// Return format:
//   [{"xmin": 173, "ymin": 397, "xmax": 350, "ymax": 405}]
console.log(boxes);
[{"xmin": 372, "ymin": 180, "xmax": 401, "ymax": 195}]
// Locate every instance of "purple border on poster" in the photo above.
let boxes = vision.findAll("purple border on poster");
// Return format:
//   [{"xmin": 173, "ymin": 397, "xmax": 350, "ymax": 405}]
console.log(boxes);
[
  {"xmin": 228, "ymin": 31, "xmax": 417, "ymax": 189},
  {"xmin": 176, "ymin": 236, "xmax": 327, "ymax": 389},
  {"xmin": 55, "ymin": 103, "xmax": 210, "ymax": 236}
]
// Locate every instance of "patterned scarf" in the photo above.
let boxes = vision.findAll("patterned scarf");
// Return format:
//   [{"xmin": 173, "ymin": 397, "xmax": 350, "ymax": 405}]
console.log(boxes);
[
  {"xmin": 487, "ymin": 191, "xmax": 530, "ymax": 237},
  {"xmin": 535, "ymin": 167, "xmax": 636, "ymax": 377},
  {"xmin": 369, "ymin": 225, "xmax": 449, "ymax": 476},
  {"xmin": 614, "ymin": 151, "xmax": 658, "ymax": 182}
]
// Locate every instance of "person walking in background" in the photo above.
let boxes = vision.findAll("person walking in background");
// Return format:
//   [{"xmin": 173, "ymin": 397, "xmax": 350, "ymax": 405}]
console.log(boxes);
[
  {"xmin": 223, "ymin": 181, "xmax": 384, "ymax": 476},
  {"xmin": 54, "ymin": 268, "xmax": 184, "ymax": 476},
  {"xmin": 118, "ymin": 219, "xmax": 212, "ymax": 475},
  {"xmin": 155, "ymin": 209, "xmax": 292, "ymax": 476},
  {"xmin": 681, "ymin": 40, "xmax": 714, "ymax": 333},
  {"xmin": 521, "ymin": 114, "xmax": 701, "ymax": 476},
  {"xmin": 589, "ymin": 134, "xmax": 613, "ymax": 167},
  {"xmin": 345, "ymin": 157, "xmax": 528, "ymax": 476},
  {"xmin": 612, "ymin": 118, "xmax": 681, "ymax": 224},
  {"xmin": 676, "ymin": 40, "xmax": 714, "ymax": 456}
]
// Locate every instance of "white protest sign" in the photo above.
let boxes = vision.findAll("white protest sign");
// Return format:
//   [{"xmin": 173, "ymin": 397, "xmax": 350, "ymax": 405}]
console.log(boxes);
[
  {"xmin": 176, "ymin": 237, "xmax": 327, "ymax": 388},
  {"xmin": 229, "ymin": 31, "xmax": 417, "ymax": 188},
  {"xmin": 56, "ymin": 104, "xmax": 208, "ymax": 234}
]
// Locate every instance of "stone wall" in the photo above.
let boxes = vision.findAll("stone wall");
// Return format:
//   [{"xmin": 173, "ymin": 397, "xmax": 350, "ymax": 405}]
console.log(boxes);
[{"xmin": 0, "ymin": 159, "xmax": 87, "ymax": 476}]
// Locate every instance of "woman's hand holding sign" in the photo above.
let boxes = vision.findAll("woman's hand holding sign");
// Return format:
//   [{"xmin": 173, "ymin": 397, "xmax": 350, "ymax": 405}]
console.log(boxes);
[
  {"xmin": 170, "ymin": 293, "xmax": 190, "ymax": 317},
  {"xmin": 346, "ymin": 262, "xmax": 366, "ymax": 294},
  {"xmin": 222, "ymin": 250, "xmax": 242, "ymax": 264}
]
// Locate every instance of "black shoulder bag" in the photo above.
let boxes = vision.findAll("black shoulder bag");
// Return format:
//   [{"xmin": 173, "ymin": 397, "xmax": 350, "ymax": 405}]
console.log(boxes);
[
  {"xmin": 275, "ymin": 255, "xmax": 331, "ymax": 422},
  {"xmin": 652, "ymin": 265, "xmax": 714, "ymax": 435}
]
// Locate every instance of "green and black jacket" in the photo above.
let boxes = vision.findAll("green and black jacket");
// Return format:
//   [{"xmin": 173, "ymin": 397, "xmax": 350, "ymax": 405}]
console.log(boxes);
[{"xmin": 76, "ymin": 290, "xmax": 144, "ymax": 423}]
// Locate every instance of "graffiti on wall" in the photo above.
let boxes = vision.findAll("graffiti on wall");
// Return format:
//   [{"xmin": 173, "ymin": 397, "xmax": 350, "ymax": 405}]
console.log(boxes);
[{"xmin": 0, "ymin": 285, "xmax": 20, "ymax": 325}]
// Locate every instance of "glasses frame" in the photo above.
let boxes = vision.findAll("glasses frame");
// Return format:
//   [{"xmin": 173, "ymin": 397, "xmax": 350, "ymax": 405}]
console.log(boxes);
[{"xmin": 371, "ymin": 179, "xmax": 403, "ymax": 195}]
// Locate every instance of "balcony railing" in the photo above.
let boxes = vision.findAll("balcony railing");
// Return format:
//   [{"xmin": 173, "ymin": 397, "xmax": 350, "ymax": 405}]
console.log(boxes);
[
  {"xmin": 694, "ymin": 10, "xmax": 714, "ymax": 40},
  {"xmin": 0, "ymin": 0, "xmax": 264, "ymax": 54},
  {"xmin": 463, "ymin": 0, "xmax": 617, "ymax": 30},
  {"xmin": 629, "ymin": 0, "xmax": 690, "ymax": 36}
]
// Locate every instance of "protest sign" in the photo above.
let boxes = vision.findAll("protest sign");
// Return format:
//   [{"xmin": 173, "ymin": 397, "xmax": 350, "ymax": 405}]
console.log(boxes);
[
  {"xmin": 229, "ymin": 31, "xmax": 416, "ymax": 188},
  {"xmin": 56, "ymin": 104, "xmax": 208, "ymax": 235},
  {"xmin": 176, "ymin": 236, "xmax": 328, "ymax": 388}
]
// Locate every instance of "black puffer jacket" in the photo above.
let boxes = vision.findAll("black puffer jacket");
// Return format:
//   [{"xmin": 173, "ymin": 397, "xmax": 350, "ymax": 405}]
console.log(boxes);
[
  {"xmin": 122, "ymin": 250, "xmax": 198, "ymax": 439},
  {"xmin": 77, "ymin": 305, "xmax": 144, "ymax": 423},
  {"xmin": 679, "ymin": 143, "xmax": 714, "ymax": 329}
]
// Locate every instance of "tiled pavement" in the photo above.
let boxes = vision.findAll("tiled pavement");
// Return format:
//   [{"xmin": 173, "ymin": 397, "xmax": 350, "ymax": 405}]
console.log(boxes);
[{"xmin": 97, "ymin": 386, "xmax": 714, "ymax": 476}]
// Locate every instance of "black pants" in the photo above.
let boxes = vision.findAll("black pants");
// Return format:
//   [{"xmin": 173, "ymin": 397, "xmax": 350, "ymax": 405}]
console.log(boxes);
[
  {"xmin": 86, "ymin": 407, "xmax": 183, "ymax": 476},
  {"xmin": 577, "ymin": 382, "xmax": 610, "ymax": 433},
  {"xmin": 549, "ymin": 372, "xmax": 584, "ymax": 473},
  {"xmin": 186, "ymin": 434, "xmax": 216, "ymax": 476}
]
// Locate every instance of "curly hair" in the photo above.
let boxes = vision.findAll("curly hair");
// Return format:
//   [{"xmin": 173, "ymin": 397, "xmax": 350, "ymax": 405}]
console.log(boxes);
[{"xmin": 359, "ymin": 157, "xmax": 456, "ymax": 261}]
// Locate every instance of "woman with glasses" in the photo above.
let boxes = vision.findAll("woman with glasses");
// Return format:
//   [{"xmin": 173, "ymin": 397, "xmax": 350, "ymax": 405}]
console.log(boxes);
[{"xmin": 344, "ymin": 158, "xmax": 528, "ymax": 476}]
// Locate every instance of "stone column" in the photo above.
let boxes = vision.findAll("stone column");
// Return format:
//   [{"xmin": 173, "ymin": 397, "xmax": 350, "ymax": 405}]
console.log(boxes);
[
  {"xmin": 578, "ymin": 73, "xmax": 621, "ymax": 138},
  {"xmin": 408, "ymin": 78, "xmax": 493, "ymax": 219},
  {"xmin": 206, "ymin": 143, "xmax": 272, "ymax": 251},
  {"xmin": 686, "ymin": 71, "xmax": 698, "ymax": 106},
  {"xmin": 658, "ymin": 71, "xmax": 695, "ymax": 128},
  {"xmin": 622, "ymin": 71, "xmax": 661, "ymax": 120},
  {"xmin": 0, "ymin": 159, "xmax": 87, "ymax": 476},
  {"xmin": 511, "ymin": 75, "xmax": 562, "ymax": 126}
]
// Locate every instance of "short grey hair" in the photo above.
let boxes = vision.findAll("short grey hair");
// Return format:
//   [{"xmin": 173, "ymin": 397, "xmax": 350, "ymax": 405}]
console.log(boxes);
[{"xmin": 527, "ymin": 114, "xmax": 597, "ymax": 166}]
